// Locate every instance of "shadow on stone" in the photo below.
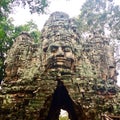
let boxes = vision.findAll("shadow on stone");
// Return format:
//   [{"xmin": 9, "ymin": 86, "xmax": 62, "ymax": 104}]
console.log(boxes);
[{"xmin": 46, "ymin": 81, "xmax": 78, "ymax": 120}]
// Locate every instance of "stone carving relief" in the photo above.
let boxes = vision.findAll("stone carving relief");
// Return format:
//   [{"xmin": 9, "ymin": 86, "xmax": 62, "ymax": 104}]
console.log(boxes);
[
  {"xmin": 40, "ymin": 12, "xmax": 80, "ymax": 81},
  {"xmin": 0, "ymin": 11, "xmax": 120, "ymax": 120}
]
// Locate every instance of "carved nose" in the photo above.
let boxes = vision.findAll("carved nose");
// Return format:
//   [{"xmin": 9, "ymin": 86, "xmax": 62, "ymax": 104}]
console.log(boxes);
[{"xmin": 56, "ymin": 47, "xmax": 64, "ymax": 56}]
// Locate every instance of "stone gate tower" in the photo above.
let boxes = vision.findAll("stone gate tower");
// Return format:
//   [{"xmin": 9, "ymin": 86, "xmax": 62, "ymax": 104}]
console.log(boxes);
[{"xmin": 0, "ymin": 12, "xmax": 120, "ymax": 120}]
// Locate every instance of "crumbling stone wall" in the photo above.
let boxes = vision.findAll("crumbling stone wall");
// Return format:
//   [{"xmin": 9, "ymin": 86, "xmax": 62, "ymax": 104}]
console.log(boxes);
[{"xmin": 0, "ymin": 11, "xmax": 120, "ymax": 120}]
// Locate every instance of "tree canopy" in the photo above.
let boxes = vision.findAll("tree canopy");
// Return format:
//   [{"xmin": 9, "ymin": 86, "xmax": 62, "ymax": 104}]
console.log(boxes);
[
  {"xmin": 77, "ymin": 0, "xmax": 120, "ymax": 39},
  {"xmin": 0, "ymin": 0, "xmax": 49, "ymax": 14}
]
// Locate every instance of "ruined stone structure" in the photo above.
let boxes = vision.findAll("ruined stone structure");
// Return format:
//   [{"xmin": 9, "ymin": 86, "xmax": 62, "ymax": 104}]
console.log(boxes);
[{"xmin": 0, "ymin": 12, "xmax": 120, "ymax": 120}]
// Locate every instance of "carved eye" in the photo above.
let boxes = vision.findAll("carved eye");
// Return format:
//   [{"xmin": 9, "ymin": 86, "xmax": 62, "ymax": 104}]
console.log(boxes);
[
  {"xmin": 63, "ymin": 46, "xmax": 72, "ymax": 52},
  {"xmin": 50, "ymin": 46, "xmax": 58, "ymax": 52}
]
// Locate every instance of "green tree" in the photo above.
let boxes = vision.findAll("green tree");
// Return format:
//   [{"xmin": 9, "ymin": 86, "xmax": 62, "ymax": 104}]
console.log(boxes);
[
  {"xmin": 12, "ymin": 0, "xmax": 49, "ymax": 14},
  {"xmin": 14, "ymin": 20, "xmax": 41, "ymax": 42},
  {"xmin": 77, "ymin": 0, "xmax": 120, "ymax": 38},
  {"xmin": 0, "ymin": 0, "xmax": 49, "ymax": 14},
  {"xmin": 0, "ymin": 12, "xmax": 15, "ymax": 82}
]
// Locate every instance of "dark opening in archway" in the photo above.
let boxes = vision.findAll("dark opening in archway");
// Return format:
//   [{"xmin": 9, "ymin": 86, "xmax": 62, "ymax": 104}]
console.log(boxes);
[{"xmin": 46, "ymin": 81, "xmax": 78, "ymax": 120}]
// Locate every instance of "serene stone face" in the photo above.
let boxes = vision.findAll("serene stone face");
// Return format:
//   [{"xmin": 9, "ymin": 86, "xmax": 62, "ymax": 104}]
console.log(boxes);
[
  {"xmin": 44, "ymin": 41, "xmax": 75, "ymax": 72},
  {"xmin": 41, "ymin": 12, "xmax": 79, "ymax": 74}
]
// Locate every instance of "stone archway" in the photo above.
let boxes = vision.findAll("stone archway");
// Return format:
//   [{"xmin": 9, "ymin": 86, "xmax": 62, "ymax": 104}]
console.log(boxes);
[{"xmin": 46, "ymin": 81, "xmax": 78, "ymax": 120}]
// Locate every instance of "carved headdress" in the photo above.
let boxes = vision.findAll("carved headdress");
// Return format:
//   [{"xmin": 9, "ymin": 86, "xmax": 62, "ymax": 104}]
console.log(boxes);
[{"xmin": 41, "ymin": 11, "xmax": 80, "ymax": 52}]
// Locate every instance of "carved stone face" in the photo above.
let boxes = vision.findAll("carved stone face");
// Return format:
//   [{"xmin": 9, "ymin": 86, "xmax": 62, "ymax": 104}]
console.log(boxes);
[
  {"xmin": 41, "ymin": 12, "xmax": 79, "ymax": 74},
  {"xmin": 43, "ymin": 41, "xmax": 75, "ymax": 72}
]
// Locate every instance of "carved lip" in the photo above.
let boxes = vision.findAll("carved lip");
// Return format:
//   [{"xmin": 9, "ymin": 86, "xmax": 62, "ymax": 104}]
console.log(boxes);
[
  {"xmin": 55, "ymin": 57, "xmax": 66, "ymax": 63},
  {"xmin": 54, "ymin": 57, "xmax": 74, "ymax": 66},
  {"xmin": 45, "ymin": 57, "xmax": 74, "ymax": 70}
]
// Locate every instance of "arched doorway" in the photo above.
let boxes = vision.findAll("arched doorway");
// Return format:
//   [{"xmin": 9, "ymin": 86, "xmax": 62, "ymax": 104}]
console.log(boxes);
[{"xmin": 45, "ymin": 81, "xmax": 78, "ymax": 120}]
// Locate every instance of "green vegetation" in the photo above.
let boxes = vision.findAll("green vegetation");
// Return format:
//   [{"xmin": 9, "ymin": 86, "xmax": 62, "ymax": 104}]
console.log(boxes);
[
  {"xmin": 77, "ymin": 0, "xmax": 120, "ymax": 40},
  {"xmin": 59, "ymin": 116, "xmax": 69, "ymax": 120}
]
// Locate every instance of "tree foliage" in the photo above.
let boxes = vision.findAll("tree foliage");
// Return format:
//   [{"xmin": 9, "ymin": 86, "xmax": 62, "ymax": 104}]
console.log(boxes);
[
  {"xmin": 77, "ymin": 0, "xmax": 120, "ymax": 39},
  {"xmin": 0, "ymin": 12, "xmax": 14, "ymax": 82},
  {"xmin": 14, "ymin": 20, "xmax": 41, "ymax": 42},
  {"xmin": 0, "ymin": 0, "xmax": 49, "ymax": 14},
  {"xmin": 11, "ymin": 0, "xmax": 49, "ymax": 14}
]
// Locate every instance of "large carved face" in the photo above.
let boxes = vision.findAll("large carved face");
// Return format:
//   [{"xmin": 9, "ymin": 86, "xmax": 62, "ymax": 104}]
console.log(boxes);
[
  {"xmin": 44, "ymin": 41, "xmax": 75, "ymax": 72},
  {"xmin": 41, "ymin": 12, "xmax": 79, "ymax": 74}
]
